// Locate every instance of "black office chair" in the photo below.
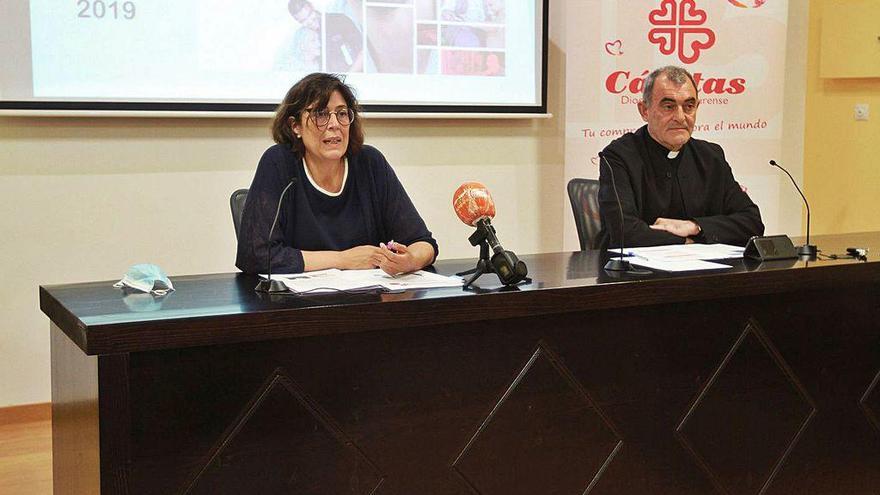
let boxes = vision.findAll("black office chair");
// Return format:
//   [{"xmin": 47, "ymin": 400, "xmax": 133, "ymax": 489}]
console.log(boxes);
[
  {"xmin": 230, "ymin": 188, "xmax": 249, "ymax": 241},
  {"xmin": 567, "ymin": 178, "xmax": 601, "ymax": 250}
]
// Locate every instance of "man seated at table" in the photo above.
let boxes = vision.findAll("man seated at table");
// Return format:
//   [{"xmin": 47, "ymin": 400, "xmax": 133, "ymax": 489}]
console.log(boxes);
[{"xmin": 597, "ymin": 65, "xmax": 764, "ymax": 248}]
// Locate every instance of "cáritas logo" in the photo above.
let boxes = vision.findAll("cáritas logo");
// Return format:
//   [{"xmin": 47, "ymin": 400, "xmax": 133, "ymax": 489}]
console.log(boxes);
[
  {"xmin": 648, "ymin": 0, "xmax": 715, "ymax": 64},
  {"xmin": 605, "ymin": 70, "xmax": 746, "ymax": 100},
  {"xmin": 604, "ymin": 1, "xmax": 749, "ymax": 103}
]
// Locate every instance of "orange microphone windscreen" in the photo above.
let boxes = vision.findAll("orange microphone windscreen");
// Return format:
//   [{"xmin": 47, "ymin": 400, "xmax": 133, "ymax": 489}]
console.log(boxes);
[{"xmin": 452, "ymin": 182, "xmax": 496, "ymax": 226}]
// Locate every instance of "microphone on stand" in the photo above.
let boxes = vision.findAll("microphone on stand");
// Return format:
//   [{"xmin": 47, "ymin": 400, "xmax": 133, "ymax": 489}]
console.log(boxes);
[
  {"xmin": 598, "ymin": 152, "xmax": 651, "ymax": 275},
  {"xmin": 769, "ymin": 160, "xmax": 817, "ymax": 257},
  {"xmin": 255, "ymin": 178, "xmax": 298, "ymax": 293},
  {"xmin": 452, "ymin": 182, "xmax": 528, "ymax": 288}
]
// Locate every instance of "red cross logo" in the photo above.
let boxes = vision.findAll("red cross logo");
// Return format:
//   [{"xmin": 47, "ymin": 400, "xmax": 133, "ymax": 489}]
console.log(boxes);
[{"xmin": 648, "ymin": 0, "xmax": 716, "ymax": 64}]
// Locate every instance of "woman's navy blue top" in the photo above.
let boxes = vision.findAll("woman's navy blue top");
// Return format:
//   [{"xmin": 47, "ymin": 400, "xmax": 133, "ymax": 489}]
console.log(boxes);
[{"xmin": 236, "ymin": 144, "xmax": 438, "ymax": 274}]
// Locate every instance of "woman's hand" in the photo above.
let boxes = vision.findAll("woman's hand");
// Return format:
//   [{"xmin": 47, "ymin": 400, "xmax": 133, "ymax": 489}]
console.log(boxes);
[
  {"xmin": 338, "ymin": 245, "xmax": 385, "ymax": 270},
  {"xmin": 302, "ymin": 242, "xmax": 434, "ymax": 273},
  {"xmin": 376, "ymin": 241, "xmax": 435, "ymax": 276},
  {"xmin": 376, "ymin": 242, "xmax": 418, "ymax": 276}
]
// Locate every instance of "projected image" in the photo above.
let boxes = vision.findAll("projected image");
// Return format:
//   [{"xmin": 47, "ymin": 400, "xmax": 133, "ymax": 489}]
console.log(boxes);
[
  {"xmin": 483, "ymin": 27, "xmax": 504, "ymax": 48},
  {"xmin": 210, "ymin": 0, "xmax": 507, "ymax": 77},
  {"xmin": 17, "ymin": 0, "xmax": 538, "ymax": 109},
  {"xmin": 432, "ymin": 0, "xmax": 505, "ymax": 76},
  {"xmin": 417, "ymin": 24, "xmax": 438, "ymax": 45},
  {"xmin": 275, "ymin": 0, "xmax": 323, "ymax": 71},
  {"xmin": 417, "ymin": 49, "xmax": 439, "ymax": 75},
  {"xmin": 485, "ymin": 0, "xmax": 505, "ymax": 22},
  {"xmin": 416, "ymin": 0, "xmax": 437, "ymax": 20},
  {"xmin": 440, "ymin": 25, "xmax": 504, "ymax": 48},
  {"xmin": 442, "ymin": 50, "xmax": 504, "ymax": 76},
  {"xmin": 326, "ymin": 0, "xmax": 365, "ymax": 72},
  {"xmin": 440, "ymin": 0, "xmax": 505, "ymax": 23},
  {"xmin": 365, "ymin": 6, "xmax": 414, "ymax": 73}
]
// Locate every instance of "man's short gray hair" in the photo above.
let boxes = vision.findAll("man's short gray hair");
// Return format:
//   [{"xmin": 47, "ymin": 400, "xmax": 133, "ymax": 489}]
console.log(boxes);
[{"xmin": 642, "ymin": 66, "xmax": 698, "ymax": 106}]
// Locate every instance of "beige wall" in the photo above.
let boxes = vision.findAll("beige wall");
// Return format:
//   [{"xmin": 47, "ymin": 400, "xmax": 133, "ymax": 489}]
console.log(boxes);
[
  {"xmin": 0, "ymin": 4, "xmax": 568, "ymax": 408},
  {"xmin": 804, "ymin": 0, "xmax": 880, "ymax": 234}
]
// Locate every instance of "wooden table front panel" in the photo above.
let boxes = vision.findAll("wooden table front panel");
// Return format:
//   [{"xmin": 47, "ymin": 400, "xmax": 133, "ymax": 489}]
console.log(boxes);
[{"xmin": 90, "ymin": 287, "xmax": 880, "ymax": 495}]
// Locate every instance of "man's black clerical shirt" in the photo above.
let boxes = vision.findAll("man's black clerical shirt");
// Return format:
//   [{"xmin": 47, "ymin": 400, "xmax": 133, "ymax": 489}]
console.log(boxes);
[{"xmin": 597, "ymin": 125, "xmax": 764, "ymax": 248}]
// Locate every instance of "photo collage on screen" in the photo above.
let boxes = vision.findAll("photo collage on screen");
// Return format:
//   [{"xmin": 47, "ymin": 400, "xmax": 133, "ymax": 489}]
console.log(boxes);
[{"xmin": 276, "ymin": 0, "xmax": 506, "ymax": 76}]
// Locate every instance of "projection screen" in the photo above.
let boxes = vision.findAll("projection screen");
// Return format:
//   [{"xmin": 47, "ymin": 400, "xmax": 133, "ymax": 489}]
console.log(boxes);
[{"xmin": 0, "ymin": 0, "xmax": 548, "ymax": 116}]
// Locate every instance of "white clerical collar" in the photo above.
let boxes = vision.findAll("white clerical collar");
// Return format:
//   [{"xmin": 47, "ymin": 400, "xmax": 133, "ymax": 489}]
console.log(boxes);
[
  {"xmin": 667, "ymin": 150, "xmax": 680, "ymax": 159},
  {"xmin": 302, "ymin": 158, "xmax": 348, "ymax": 197}
]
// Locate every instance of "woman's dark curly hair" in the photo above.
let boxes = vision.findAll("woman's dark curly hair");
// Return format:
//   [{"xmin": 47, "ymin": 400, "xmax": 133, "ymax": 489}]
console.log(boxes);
[{"xmin": 271, "ymin": 73, "xmax": 364, "ymax": 157}]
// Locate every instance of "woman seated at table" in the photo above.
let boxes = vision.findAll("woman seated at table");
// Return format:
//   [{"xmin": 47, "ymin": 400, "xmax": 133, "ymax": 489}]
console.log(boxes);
[{"xmin": 236, "ymin": 73, "xmax": 438, "ymax": 275}]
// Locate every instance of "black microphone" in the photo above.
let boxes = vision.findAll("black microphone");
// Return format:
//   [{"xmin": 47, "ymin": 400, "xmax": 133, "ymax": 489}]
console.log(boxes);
[
  {"xmin": 769, "ymin": 160, "xmax": 817, "ymax": 257},
  {"xmin": 255, "ymin": 178, "xmax": 298, "ymax": 293},
  {"xmin": 598, "ymin": 152, "xmax": 650, "ymax": 274},
  {"xmin": 473, "ymin": 217, "xmax": 528, "ymax": 285}
]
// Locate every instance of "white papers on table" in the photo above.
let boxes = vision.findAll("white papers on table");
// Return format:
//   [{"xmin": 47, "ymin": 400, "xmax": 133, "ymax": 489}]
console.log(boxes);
[
  {"xmin": 618, "ymin": 243, "xmax": 744, "ymax": 262},
  {"xmin": 607, "ymin": 243, "xmax": 743, "ymax": 272},
  {"xmin": 615, "ymin": 256, "xmax": 733, "ymax": 272},
  {"xmin": 259, "ymin": 269, "xmax": 464, "ymax": 293}
]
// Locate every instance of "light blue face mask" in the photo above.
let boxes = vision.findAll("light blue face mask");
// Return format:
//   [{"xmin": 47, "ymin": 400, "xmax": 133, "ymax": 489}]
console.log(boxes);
[{"xmin": 114, "ymin": 263, "xmax": 175, "ymax": 296}]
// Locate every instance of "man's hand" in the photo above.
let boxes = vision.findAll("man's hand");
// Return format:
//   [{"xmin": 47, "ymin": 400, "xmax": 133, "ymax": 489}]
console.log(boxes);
[{"xmin": 650, "ymin": 217, "xmax": 701, "ymax": 238}]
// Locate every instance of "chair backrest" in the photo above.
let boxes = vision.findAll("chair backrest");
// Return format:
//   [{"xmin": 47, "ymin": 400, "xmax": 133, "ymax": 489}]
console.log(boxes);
[
  {"xmin": 230, "ymin": 188, "xmax": 249, "ymax": 241},
  {"xmin": 567, "ymin": 178, "xmax": 601, "ymax": 250}
]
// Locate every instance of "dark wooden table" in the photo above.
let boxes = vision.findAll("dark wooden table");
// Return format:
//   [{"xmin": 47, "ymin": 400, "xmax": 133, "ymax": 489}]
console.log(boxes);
[{"xmin": 41, "ymin": 232, "xmax": 880, "ymax": 494}]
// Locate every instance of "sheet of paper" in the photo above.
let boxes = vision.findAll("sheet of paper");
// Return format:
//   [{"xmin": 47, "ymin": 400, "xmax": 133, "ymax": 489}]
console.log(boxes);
[
  {"xmin": 264, "ymin": 269, "xmax": 375, "ymax": 293},
  {"xmin": 261, "ymin": 269, "xmax": 463, "ymax": 293},
  {"xmin": 625, "ymin": 256, "xmax": 734, "ymax": 272},
  {"xmin": 611, "ymin": 243, "xmax": 744, "ymax": 262}
]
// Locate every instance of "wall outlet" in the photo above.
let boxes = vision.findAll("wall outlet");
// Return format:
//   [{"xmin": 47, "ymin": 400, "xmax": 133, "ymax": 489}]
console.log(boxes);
[{"xmin": 854, "ymin": 103, "xmax": 869, "ymax": 121}]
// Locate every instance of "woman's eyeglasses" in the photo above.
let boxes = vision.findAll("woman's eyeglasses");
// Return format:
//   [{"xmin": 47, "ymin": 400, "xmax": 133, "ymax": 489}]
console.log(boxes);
[{"xmin": 306, "ymin": 108, "xmax": 354, "ymax": 127}]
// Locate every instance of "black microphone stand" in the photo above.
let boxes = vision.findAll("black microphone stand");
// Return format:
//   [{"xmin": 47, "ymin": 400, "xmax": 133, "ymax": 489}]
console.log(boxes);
[
  {"xmin": 456, "ymin": 235, "xmax": 493, "ymax": 288},
  {"xmin": 255, "ymin": 178, "xmax": 298, "ymax": 293},
  {"xmin": 770, "ymin": 160, "xmax": 817, "ymax": 257},
  {"xmin": 456, "ymin": 218, "xmax": 530, "ymax": 288},
  {"xmin": 599, "ymin": 154, "xmax": 651, "ymax": 275}
]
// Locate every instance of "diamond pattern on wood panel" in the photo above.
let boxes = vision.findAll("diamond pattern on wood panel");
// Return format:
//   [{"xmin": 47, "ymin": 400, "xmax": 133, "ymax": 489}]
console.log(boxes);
[
  {"xmin": 183, "ymin": 368, "xmax": 383, "ymax": 495},
  {"xmin": 452, "ymin": 342, "xmax": 623, "ymax": 495},
  {"xmin": 676, "ymin": 319, "xmax": 816, "ymax": 495},
  {"xmin": 861, "ymin": 369, "xmax": 880, "ymax": 434}
]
